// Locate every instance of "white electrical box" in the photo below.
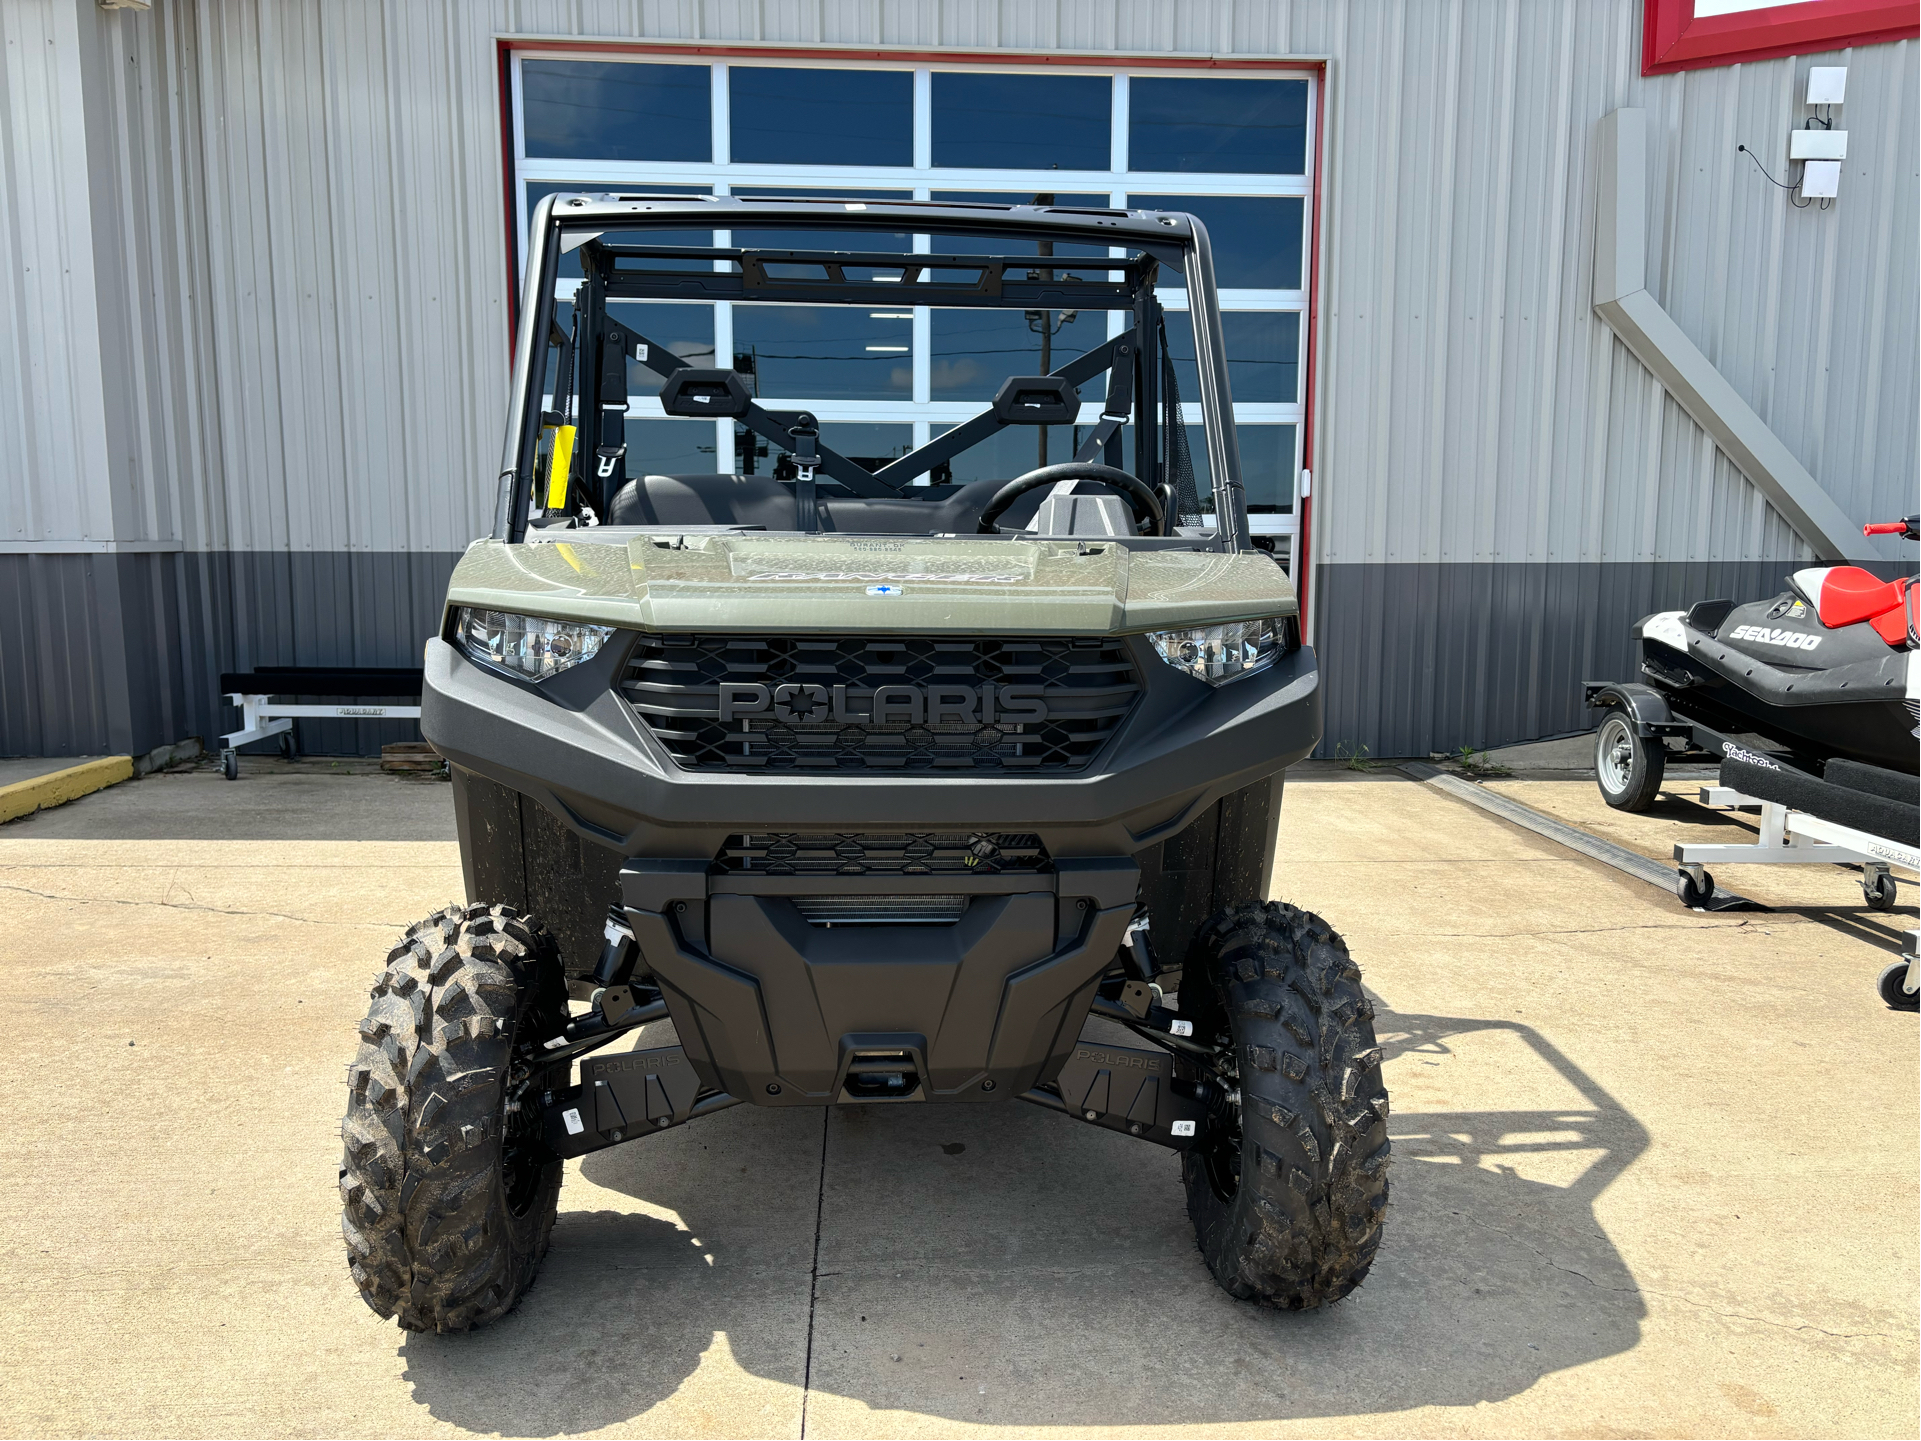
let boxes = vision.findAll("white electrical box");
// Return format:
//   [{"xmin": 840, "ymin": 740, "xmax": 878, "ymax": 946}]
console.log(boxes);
[
  {"xmin": 1806, "ymin": 67, "xmax": 1847, "ymax": 105},
  {"xmin": 1801, "ymin": 160, "xmax": 1842, "ymax": 199},
  {"xmin": 1789, "ymin": 129, "xmax": 1848, "ymax": 161}
]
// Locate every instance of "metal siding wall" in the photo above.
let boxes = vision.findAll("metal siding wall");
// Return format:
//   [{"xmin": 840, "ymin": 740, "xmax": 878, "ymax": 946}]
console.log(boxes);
[
  {"xmin": 189, "ymin": 0, "xmax": 511, "ymax": 556},
  {"xmin": 0, "ymin": 0, "xmax": 117, "ymax": 546},
  {"xmin": 39, "ymin": 0, "xmax": 1909, "ymax": 568},
  {"xmin": 5, "ymin": 0, "xmax": 1914, "ymax": 760},
  {"xmin": 1310, "ymin": 3, "xmax": 1916, "ymax": 569}
]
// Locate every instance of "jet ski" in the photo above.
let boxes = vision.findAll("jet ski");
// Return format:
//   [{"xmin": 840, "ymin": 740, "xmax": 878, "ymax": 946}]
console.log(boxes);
[{"xmin": 1587, "ymin": 515, "xmax": 1918, "ymax": 810}]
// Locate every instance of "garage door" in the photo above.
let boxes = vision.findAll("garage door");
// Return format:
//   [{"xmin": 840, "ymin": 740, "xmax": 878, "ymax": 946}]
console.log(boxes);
[{"xmin": 507, "ymin": 52, "xmax": 1316, "ymax": 560}]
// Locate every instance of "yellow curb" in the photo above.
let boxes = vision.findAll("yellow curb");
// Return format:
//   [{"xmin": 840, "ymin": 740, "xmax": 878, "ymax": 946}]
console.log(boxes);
[{"xmin": 0, "ymin": 756, "xmax": 135, "ymax": 824}]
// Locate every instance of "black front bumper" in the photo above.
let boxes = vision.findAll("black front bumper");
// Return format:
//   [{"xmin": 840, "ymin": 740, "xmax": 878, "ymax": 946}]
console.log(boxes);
[
  {"xmin": 423, "ymin": 629, "xmax": 1319, "ymax": 1104},
  {"xmin": 619, "ymin": 854, "xmax": 1139, "ymax": 1104},
  {"xmin": 420, "ymin": 632, "xmax": 1320, "ymax": 856}
]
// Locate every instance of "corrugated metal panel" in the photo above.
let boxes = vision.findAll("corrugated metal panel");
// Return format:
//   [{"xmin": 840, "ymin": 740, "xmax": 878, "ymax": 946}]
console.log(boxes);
[
  {"xmin": 1313, "ymin": 557, "xmax": 1841, "ymax": 759},
  {"xmin": 1308, "ymin": 1, "xmax": 1916, "ymax": 568},
  {"xmin": 4, "ymin": 0, "xmax": 1913, "ymax": 761},
  {"xmin": 0, "ymin": 0, "xmax": 117, "ymax": 545},
  {"xmin": 29, "ymin": 0, "xmax": 1906, "ymax": 565},
  {"xmin": 185, "ymin": 0, "xmax": 512, "ymax": 554}
]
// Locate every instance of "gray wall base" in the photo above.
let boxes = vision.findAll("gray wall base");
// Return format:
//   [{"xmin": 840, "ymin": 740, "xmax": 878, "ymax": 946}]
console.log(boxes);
[
  {"xmin": 1, "ymin": 551, "xmax": 461, "ymax": 758},
  {"xmin": 9, "ymin": 550, "xmax": 1909, "ymax": 763},
  {"xmin": 1313, "ymin": 559, "xmax": 1909, "ymax": 760}
]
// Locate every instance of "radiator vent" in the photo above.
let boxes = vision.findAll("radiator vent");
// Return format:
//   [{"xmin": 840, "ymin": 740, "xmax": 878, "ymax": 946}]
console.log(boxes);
[{"xmin": 790, "ymin": 895, "xmax": 969, "ymax": 926}]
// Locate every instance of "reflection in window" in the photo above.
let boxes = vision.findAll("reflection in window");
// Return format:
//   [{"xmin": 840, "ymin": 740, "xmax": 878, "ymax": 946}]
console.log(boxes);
[
  {"xmin": 623, "ymin": 417, "xmax": 718, "ymax": 476},
  {"xmin": 929, "ymin": 309, "xmax": 1105, "ymax": 401},
  {"xmin": 730, "ymin": 68, "xmax": 912, "ymax": 166},
  {"xmin": 733, "ymin": 421, "xmax": 913, "ymax": 479},
  {"xmin": 930, "ymin": 424, "xmax": 1094, "ymax": 485},
  {"xmin": 612, "ymin": 302, "xmax": 716, "ymax": 388},
  {"xmin": 1131, "ymin": 195, "xmax": 1303, "ymax": 289},
  {"xmin": 1185, "ymin": 424, "xmax": 1296, "ymax": 513},
  {"xmin": 521, "ymin": 62, "xmax": 712, "ymax": 162},
  {"xmin": 932, "ymin": 73, "xmax": 1110, "ymax": 170},
  {"xmin": 1129, "ymin": 78, "xmax": 1308, "ymax": 174},
  {"xmin": 730, "ymin": 188, "xmax": 913, "ymax": 254},
  {"xmin": 733, "ymin": 305, "xmax": 913, "ymax": 400},
  {"xmin": 1162, "ymin": 311, "xmax": 1300, "ymax": 405},
  {"xmin": 928, "ymin": 192, "xmax": 1114, "ymax": 259},
  {"xmin": 528, "ymin": 183, "xmax": 713, "ymax": 279}
]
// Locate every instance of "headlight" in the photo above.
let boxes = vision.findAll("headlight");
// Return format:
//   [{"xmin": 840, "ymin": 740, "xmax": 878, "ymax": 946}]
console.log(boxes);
[
  {"xmin": 454, "ymin": 607, "xmax": 612, "ymax": 681},
  {"xmin": 1148, "ymin": 617, "xmax": 1287, "ymax": 685}
]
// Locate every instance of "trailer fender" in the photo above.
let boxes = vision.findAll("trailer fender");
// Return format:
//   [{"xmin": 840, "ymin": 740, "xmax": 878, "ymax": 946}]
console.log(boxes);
[{"xmin": 1582, "ymin": 681, "xmax": 1679, "ymax": 737}]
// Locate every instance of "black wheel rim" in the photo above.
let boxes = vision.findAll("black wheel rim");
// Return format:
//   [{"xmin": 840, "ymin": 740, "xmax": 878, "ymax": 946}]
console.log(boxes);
[
  {"xmin": 1197, "ymin": 1026, "xmax": 1242, "ymax": 1204},
  {"xmin": 501, "ymin": 1012, "xmax": 555, "ymax": 1217}
]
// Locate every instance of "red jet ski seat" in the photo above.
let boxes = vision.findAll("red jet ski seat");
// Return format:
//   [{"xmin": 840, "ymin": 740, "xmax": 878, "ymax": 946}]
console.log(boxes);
[{"xmin": 1813, "ymin": 567, "xmax": 1908, "ymax": 628}]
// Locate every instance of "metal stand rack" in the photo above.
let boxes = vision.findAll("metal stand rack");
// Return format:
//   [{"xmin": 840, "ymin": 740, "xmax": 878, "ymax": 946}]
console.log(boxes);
[
  {"xmin": 1676, "ymin": 785, "xmax": 1905, "ymax": 910},
  {"xmin": 217, "ymin": 667, "xmax": 424, "ymax": 780}
]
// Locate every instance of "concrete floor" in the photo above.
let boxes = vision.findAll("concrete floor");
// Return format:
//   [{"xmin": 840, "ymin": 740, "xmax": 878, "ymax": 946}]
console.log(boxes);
[
  {"xmin": 0, "ymin": 755, "xmax": 113, "ymax": 787},
  {"xmin": 0, "ymin": 764, "xmax": 1914, "ymax": 1438}
]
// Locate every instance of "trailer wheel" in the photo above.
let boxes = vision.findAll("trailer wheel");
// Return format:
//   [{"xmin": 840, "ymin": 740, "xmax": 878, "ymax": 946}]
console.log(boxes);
[
  {"xmin": 1595, "ymin": 710, "xmax": 1664, "ymax": 811},
  {"xmin": 340, "ymin": 903, "xmax": 569, "ymax": 1333},
  {"xmin": 1863, "ymin": 871, "xmax": 1898, "ymax": 911},
  {"xmin": 1878, "ymin": 960, "xmax": 1918, "ymax": 1011},
  {"xmin": 220, "ymin": 748, "xmax": 238, "ymax": 781},
  {"xmin": 1677, "ymin": 868, "xmax": 1715, "ymax": 908},
  {"xmin": 1181, "ymin": 902, "xmax": 1391, "ymax": 1309}
]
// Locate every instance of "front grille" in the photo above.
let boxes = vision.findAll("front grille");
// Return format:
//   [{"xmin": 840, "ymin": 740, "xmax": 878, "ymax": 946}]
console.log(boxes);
[
  {"xmin": 715, "ymin": 832, "xmax": 1050, "ymax": 876},
  {"xmin": 622, "ymin": 635, "xmax": 1142, "ymax": 771},
  {"xmin": 790, "ymin": 895, "xmax": 969, "ymax": 926}
]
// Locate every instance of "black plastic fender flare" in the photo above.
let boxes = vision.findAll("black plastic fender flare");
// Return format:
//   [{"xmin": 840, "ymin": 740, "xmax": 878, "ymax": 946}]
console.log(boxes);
[{"xmin": 1582, "ymin": 680, "xmax": 1675, "ymax": 736}]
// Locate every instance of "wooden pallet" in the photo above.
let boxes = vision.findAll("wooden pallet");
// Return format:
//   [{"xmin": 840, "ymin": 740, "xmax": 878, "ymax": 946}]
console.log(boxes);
[{"xmin": 380, "ymin": 742, "xmax": 441, "ymax": 773}]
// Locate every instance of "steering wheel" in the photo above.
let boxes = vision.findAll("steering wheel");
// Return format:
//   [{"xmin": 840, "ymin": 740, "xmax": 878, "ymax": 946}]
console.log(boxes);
[{"xmin": 977, "ymin": 463, "xmax": 1166, "ymax": 535}]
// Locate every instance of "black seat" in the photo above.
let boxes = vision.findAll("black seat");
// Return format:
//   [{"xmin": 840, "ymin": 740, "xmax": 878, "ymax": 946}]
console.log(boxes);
[
  {"xmin": 604, "ymin": 474, "xmax": 1046, "ymax": 533},
  {"xmin": 604, "ymin": 474, "xmax": 798, "ymax": 528}
]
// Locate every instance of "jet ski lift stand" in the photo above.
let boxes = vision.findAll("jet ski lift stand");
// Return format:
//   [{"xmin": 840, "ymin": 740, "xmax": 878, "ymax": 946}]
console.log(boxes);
[
  {"xmin": 1677, "ymin": 789, "xmax": 1907, "ymax": 908},
  {"xmin": 218, "ymin": 667, "xmax": 425, "ymax": 781},
  {"xmin": 1676, "ymin": 751, "xmax": 1917, "ymax": 1010}
]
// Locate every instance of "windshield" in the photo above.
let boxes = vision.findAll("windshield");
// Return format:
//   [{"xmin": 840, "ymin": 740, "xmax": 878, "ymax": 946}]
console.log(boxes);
[{"xmin": 507, "ymin": 197, "xmax": 1248, "ymax": 546}]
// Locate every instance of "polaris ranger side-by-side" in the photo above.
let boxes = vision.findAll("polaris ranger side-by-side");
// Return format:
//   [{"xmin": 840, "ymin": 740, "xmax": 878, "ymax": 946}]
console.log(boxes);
[{"xmin": 339, "ymin": 195, "xmax": 1390, "ymax": 1332}]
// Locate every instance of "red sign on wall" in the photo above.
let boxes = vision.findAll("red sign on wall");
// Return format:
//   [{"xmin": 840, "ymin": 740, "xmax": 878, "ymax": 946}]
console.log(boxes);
[{"xmin": 1643, "ymin": 0, "xmax": 1918, "ymax": 76}]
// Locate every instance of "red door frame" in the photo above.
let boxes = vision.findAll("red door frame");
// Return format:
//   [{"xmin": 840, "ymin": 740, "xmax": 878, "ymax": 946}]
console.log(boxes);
[
  {"xmin": 493, "ymin": 39, "xmax": 1329, "ymax": 627},
  {"xmin": 1643, "ymin": 0, "xmax": 1916, "ymax": 75}
]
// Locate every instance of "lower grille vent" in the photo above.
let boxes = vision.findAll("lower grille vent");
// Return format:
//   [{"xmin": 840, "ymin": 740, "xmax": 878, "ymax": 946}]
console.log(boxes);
[
  {"xmin": 791, "ymin": 895, "xmax": 968, "ymax": 927},
  {"xmin": 716, "ymin": 831, "xmax": 1049, "ymax": 876}
]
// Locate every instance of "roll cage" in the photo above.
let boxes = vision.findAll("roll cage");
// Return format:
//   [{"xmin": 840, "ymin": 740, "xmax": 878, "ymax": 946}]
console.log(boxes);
[{"xmin": 496, "ymin": 193, "xmax": 1251, "ymax": 549}]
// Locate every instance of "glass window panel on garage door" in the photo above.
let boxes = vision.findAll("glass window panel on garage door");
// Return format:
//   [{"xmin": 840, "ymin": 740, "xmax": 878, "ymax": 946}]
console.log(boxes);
[{"xmin": 509, "ymin": 55, "xmax": 1315, "ymax": 538}]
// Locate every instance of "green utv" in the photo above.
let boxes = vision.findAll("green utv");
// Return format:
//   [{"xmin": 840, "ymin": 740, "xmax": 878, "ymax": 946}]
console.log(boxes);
[{"xmin": 339, "ymin": 195, "xmax": 1390, "ymax": 1331}]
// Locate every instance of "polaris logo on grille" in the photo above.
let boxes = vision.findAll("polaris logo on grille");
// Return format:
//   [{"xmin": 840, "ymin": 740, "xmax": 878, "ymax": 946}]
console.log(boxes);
[
  {"xmin": 718, "ymin": 681, "xmax": 1049, "ymax": 725},
  {"xmin": 1729, "ymin": 624, "xmax": 1822, "ymax": 651}
]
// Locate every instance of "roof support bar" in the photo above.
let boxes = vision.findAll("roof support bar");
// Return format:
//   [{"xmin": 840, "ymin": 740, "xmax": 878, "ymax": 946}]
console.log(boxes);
[{"xmin": 1592, "ymin": 109, "xmax": 1869, "ymax": 562}]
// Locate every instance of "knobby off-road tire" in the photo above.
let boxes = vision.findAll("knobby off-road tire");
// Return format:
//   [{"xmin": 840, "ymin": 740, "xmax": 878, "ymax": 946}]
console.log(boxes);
[
  {"xmin": 340, "ymin": 903, "xmax": 569, "ymax": 1332},
  {"xmin": 1181, "ymin": 901, "xmax": 1391, "ymax": 1309}
]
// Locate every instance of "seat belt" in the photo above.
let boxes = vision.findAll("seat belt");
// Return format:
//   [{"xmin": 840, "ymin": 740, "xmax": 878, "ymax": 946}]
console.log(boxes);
[{"xmin": 1073, "ymin": 339, "xmax": 1135, "ymax": 464}]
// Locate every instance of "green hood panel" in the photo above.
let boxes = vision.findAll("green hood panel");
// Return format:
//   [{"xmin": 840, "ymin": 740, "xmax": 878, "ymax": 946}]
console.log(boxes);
[{"xmin": 444, "ymin": 535, "xmax": 1295, "ymax": 634}]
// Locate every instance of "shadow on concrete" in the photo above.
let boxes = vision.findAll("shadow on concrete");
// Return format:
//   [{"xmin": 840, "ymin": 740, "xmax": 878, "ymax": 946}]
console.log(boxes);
[
  {"xmin": 400, "ymin": 1005, "xmax": 1650, "ymax": 1432},
  {"xmin": 398, "ymin": 1201, "xmax": 806, "ymax": 1436},
  {"xmin": 1765, "ymin": 905, "xmax": 1915, "ymax": 956}
]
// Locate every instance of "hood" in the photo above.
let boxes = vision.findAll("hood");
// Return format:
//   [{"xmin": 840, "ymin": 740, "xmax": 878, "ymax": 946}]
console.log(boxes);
[{"xmin": 443, "ymin": 533, "xmax": 1296, "ymax": 635}]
